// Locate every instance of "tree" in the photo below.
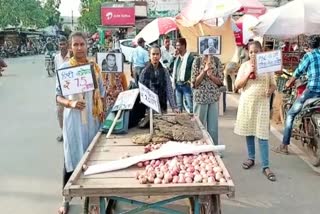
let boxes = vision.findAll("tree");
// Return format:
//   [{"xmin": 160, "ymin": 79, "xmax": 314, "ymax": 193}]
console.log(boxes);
[
  {"xmin": 79, "ymin": 0, "xmax": 112, "ymax": 33},
  {"xmin": 43, "ymin": 0, "xmax": 61, "ymax": 26},
  {"xmin": 0, "ymin": 0, "xmax": 61, "ymax": 28}
]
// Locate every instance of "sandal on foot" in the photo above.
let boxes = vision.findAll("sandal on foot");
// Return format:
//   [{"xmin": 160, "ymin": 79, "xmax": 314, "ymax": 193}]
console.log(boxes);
[
  {"xmin": 272, "ymin": 145, "xmax": 289, "ymax": 155},
  {"xmin": 58, "ymin": 202, "xmax": 69, "ymax": 214},
  {"xmin": 263, "ymin": 168, "xmax": 276, "ymax": 182},
  {"xmin": 242, "ymin": 159, "xmax": 255, "ymax": 169}
]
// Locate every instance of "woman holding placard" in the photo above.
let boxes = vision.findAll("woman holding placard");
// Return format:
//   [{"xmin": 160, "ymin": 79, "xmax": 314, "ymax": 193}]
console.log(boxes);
[
  {"xmin": 56, "ymin": 32, "xmax": 106, "ymax": 214},
  {"xmin": 234, "ymin": 41, "xmax": 277, "ymax": 182}
]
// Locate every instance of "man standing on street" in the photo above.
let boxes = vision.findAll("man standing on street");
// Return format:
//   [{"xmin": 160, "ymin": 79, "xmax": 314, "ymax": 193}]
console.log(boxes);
[
  {"xmin": 274, "ymin": 35, "xmax": 320, "ymax": 155},
  {"xmin": 54, "ymin": 36, "xmax": 70, "ymax": 142},
  {"xmin": 160, "ymin": 36, "xmax": 175, "ymax": 72},
  {"xmin": 172, "ymin": 38, "xmax": 194, "ymax": 113},
  {"xmin": 131, "ymin": 37, "xmax": 149, "ymax": 86}
]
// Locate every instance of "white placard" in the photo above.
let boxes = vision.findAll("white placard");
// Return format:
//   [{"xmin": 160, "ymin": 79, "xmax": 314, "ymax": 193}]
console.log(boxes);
[
  {"xmin": 256, "ymin": 50, "xmax": 282, "ymax": 74},
  {"xmin": 138, "ymin": 82, "xmax": 161, "ymax": 114},
  {"xmin": 57, "ymin": 64, "xmax": 96, "ymax": 96},
  {"xmin": 112, "ymin": 89, "xmax": 140, "ymax": 112}
]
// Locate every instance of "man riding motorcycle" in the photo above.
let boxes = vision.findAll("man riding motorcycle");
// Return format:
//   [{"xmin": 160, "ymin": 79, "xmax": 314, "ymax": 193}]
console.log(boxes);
[
  {"xmin": 274, "ymin": 35, "xmax": 320, "ymax": 154},
  {"xmin": 44, "ymin": 37, "xmax": 56, "ymax": 54}
]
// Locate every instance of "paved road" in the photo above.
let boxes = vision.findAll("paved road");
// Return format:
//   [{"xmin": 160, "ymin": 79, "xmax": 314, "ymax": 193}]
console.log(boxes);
[{"xmin": 0, "ymin": 56, "xmax": 320, "ymax": 214}]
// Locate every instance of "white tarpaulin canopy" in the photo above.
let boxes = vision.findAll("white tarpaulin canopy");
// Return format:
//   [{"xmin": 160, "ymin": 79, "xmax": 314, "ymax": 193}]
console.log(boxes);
[{"xmin": 253, "ymin": 0, "xmax": 320, "ymax": 38}]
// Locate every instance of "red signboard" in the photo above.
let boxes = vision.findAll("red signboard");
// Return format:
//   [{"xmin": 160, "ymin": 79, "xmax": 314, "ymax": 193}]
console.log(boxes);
[{"xmin": 101, "ymin": 7, "xmax": 135, "ymax": 26}]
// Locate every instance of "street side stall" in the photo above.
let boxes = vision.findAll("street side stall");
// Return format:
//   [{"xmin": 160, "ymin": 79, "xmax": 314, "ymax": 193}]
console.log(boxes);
[
  {"xmin": 63, "ymin": 84, "xmax": 235, "ymax": 214},
  {"xmin": 63, "ymin": 114, "xmax": 234, "ymax": 214}
]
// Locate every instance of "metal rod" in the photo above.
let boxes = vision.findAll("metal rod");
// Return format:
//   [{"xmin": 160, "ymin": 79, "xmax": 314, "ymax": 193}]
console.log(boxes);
[
  {"xmin": 99, "ymin": 197, "xmax": 106, "ymax": 214},
  {"xmin": 193, "ymin": 195, "xmax": 200, "ymax": 214},
  {"xmin": 108, "ymin": 195, "xmax": 188, "ymax": 214},
  {"xmin": 150, "ymin": 108, "xmax": 154, "ymax": 135}
]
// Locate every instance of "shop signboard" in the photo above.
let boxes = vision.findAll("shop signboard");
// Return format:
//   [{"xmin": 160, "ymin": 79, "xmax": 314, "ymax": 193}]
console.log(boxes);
[
  {"xmin": 101, "ymin": 2, "xmax": 135, "ymax": 26},
  {"xmin": 147, "ymin": 0, "xmax": 189, "ymax": 18}
]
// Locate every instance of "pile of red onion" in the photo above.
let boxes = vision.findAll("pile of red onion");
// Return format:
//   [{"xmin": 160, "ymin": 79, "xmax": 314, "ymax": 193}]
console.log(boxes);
[{"xmin": 136, "ymin": 152, "xmax": 227, "ymax": 185}]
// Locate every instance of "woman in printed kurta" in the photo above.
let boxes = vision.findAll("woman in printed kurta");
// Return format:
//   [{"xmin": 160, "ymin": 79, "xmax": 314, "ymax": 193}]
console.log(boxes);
[
  {"xmin": 103, "ymin": 72, "xmax": 128, "ymax": 113},
  {"xmin": 234, "ymin": 41, "xmax": 277, "ymax": 182},
  {"xmin": 56, "ymin": 32, "xmax": 105, "ymax": 214},
  {"xmin": 191, "ymin": 55, "xmax": 224, "ymax": 145}
]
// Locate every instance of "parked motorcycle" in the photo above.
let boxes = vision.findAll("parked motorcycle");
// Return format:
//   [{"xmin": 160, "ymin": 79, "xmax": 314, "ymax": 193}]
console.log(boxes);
[
  {"xmin": 0, "ymin": 46, "xmax": 7, "ymax": 58},
  {"xmin": 281, "ymin": 72, "xmax": 320, "ymax": 166},
  {"xmin": 281, "ymin": 71, "xmax": 308, "ymax": 123},
  {"xmin": 91, "ymin": 42, "xmax": 100, "ymax": 56},
  {"xmin": 45, "ymin": 52, "xmax": 55, "ymax": 77}
]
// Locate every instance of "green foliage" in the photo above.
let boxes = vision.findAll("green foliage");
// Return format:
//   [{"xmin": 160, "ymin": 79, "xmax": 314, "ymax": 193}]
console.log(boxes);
[
  {"xmin": 0, "ymin": 0, "xmax": 61, "ymax": 28},
  {"xmin": 43, "ymin": 0, "xmax": 61, "ymax": 26},
  {"xmin": 79, "ymin": 0, "xmax": 112, "ymax": 33}
]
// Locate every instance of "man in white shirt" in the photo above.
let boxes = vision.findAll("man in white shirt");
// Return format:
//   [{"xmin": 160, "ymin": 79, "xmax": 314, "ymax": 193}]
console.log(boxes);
[
  {"xmin": 131, "ymin": 37, "xmax": 149, "ymax": 85},
  {"xmin": 160, "ymin": 36, "xmax": 175, "ymax": 72},
  {"xmin": 54, "ymin": 36, "xmax": 70, "ymax": 142}
]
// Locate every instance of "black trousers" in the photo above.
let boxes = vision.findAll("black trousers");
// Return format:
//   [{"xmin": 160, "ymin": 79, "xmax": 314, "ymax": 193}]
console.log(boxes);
[{"xmin": 63, "ymin": 164, "xmax": 73, "ymax": 189}]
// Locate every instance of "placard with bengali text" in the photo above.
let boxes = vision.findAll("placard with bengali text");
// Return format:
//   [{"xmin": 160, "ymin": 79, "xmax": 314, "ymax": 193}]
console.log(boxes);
[
  {"xmin": 57, "ymin": 64, "xmax": 97, "ymax": 96},
  {"xmin": 256, "ymin": 50, "xmax": 282, "ymax": 74}
]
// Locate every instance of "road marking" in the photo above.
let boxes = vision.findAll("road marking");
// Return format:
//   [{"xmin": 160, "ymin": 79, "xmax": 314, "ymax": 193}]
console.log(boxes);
[{"xmin": 227, "ymin": 94, "xmax": 320, "ymax": 173}]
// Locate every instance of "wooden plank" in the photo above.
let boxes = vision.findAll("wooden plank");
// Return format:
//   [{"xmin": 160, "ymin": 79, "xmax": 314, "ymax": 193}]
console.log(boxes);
[
  {"xmin": 79, "ymin": 166, "xmax": 143, "ymax": 179},
  {"xmin": 89, "ymin": 146, "xmax": 143, "ymax": 161},
  {"xmin": 97, "ymin": 136, "xmax": 136, "ymax": 147},
  {"xmin": 64, "ymin": 132, "xmax": 102, "ymax": 189},
  {"xmin": 66, "ymin": 178, "xmax": 234, "ymax": 197}
]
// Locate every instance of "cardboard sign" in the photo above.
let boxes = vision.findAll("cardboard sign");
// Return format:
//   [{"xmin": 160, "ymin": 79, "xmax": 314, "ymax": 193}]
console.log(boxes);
[
  {"xmin": 138, "ymin": 82, "xmax": 161, "ymax": 114},
  {"xmin": 57, "ymin": 64, "xmax": 97, "ymax": 96},
  {"xmin": 256, "ymin": 50, "xmax": 282, "ymax": 74},
  {"xmin": 112, "ymin": 89, "xmax": 139, "ymax": 111}
]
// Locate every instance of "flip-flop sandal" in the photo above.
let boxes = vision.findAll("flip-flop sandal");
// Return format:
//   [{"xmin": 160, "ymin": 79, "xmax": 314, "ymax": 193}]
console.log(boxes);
[
  {"xmin": 263, "ymin": 169, "xmax": 276, "ymax": 182},
  {"xmin": 272, "ymin": 145, "xmax": 289, "ymax": 155},
  {"xmin": 242, "ymin": 159, "xmax": 255, "ymax": 169}
]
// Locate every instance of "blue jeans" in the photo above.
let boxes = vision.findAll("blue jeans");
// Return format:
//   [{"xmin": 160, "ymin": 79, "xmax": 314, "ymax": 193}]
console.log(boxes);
[
  {"xmin": 175, "ymin": 83, "xmax": 193, "ymax": 113},
  {"xmin": 283, "ymin": 89, "xmax": 320, "ymax": 145},
  {"xmin": 133, "ymin": 66, "xmax": 144, "ymax": 85},
  {"xmin": 194, "ymin": 102, "xmax": 218, "ymax": 145},
  {"xmin": 246, "ymin": 136, "xmax": 269, "ymax": 170}
]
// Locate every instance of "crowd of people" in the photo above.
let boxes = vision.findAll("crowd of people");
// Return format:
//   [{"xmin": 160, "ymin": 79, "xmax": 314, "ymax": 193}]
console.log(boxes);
[{"xmin": 53, "ymin": 31, "xmax": 320, "ymax": 213}]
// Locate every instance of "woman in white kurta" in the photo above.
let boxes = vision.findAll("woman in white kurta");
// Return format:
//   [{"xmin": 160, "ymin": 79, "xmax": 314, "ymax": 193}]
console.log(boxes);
[{"xmin": 234, "ymin": 41, "xmax": 277, "ymax": 182}]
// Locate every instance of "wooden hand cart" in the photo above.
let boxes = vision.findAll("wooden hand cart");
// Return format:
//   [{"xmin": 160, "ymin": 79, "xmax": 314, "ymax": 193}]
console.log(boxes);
[{"xmin": 63, "ymin": 116, "xmax": 235, "ymax": 214}]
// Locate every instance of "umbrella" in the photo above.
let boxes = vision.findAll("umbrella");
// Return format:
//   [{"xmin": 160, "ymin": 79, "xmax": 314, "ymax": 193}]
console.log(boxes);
[
  {"xmin": 253, "ymin": 0, "xmax": 320, "ymax": 38},
  {"xmin": 134, "ymin": 17, "xmax": 177, "ymax": 44},
  {"xmin": 179, "ymin": 0, "xmax": 241, "ymax": 26},
  {"xmin": 235, "ymin": 14, "xmax": 259, "ymax": 46},
  {"xmin": 178, "ymin": 0, "xmax": 266, "ymax": 27}
]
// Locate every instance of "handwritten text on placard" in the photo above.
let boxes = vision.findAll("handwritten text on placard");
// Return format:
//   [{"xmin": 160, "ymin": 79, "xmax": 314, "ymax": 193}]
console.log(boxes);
[
  {"xmin": 112, "ymin": 89, "xmax": 139, "ymax": 111},
  {"xmin": 256, "ymin": 50, "xmax": 282, "ymax": 74},
  {"xmin": 138, "ymin": 82, "xmax": 161, "ymax": 113},
  {"xmin": 57, "ymin": 64, "xmax": 95, "ymax": 96}
]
